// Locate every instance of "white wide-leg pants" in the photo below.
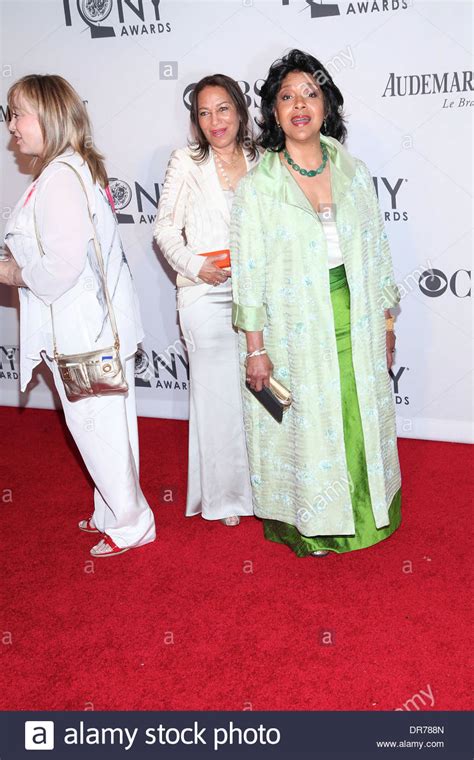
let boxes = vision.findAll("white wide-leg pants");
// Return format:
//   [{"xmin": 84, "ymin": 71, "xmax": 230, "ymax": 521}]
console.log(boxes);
[
  {"xmin": 179, "ymin": 283, "xmax": 253, "ymax": 520},
  {"xmin": 44, "ymin": 353, "xmax": 156, "ymax": 548}
]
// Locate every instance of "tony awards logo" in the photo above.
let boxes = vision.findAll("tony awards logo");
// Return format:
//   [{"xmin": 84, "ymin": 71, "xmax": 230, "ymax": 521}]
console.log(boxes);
[
  {"xmin": 62, "ymin": 0, "xmax": 171, "ymax": 39},
  {"xmin": 282, "ymin": 0, "xmax": 340, "ymax": 17},
  {"xmin": 0, "ymin": 346, "xmax": 19, "ymax": 381},
  {"xmin": 134, "ymin": 346, "xmax": 189, "ymax": 390},
  {"xmin": 281, "ymin": 0, "xmax": 408, "ymax": 18},
  {"xmin": 108, "ymin": 177, "xmax": 160, "ymax": 224}
]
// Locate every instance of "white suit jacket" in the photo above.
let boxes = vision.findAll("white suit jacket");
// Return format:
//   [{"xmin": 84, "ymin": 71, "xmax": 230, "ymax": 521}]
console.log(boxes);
[
  {"xmin": 154, "ymin": 145, "xmax": 259, "ymax": 309},
  {"xmin": 4, "ymin": 151, "xmax": 144, "ymax": 391}
]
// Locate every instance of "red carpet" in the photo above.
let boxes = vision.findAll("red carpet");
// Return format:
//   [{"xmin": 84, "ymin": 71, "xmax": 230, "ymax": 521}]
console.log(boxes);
[{"xmin": 1, "ymin": 406, "xmax": 472, "ymax": 711}]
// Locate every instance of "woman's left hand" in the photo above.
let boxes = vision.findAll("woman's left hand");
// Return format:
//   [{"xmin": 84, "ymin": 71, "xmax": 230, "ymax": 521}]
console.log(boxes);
[
  {"xmin": 386, "ymin": 330, "xmax": 396, "ymax": 371},
  {"xmin": 0, "ymin": 258, "xmax": 25, "ymax": 287}
]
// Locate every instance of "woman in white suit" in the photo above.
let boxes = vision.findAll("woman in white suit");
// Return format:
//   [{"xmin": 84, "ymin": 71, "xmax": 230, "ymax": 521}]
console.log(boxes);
[
  {"xmin": 154, "ymin": 74, "xmax": 259, "ymax": 526},
  {"xmin": 0, "ymin": 74, "xmax": 155, "ymax": 557}
]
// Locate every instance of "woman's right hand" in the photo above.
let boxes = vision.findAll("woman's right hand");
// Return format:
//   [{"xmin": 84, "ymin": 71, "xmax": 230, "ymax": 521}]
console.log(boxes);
[
  {"xmin": 246, "ymin": 354, "xmax": 273, "ymax": 392},
  {"xmin": 198, "ymin": 253, "xmax": 231, "ymax": 286}
]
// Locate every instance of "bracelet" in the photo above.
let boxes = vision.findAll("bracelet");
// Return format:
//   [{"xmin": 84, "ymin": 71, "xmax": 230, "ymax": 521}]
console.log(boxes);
[
  {"xmin": 385, "ymin": 316, "xmax": 395, "ymax": 332},
  {"xmin": 246, "ymin": 348, "xmax": 267, "ymax": 359}
]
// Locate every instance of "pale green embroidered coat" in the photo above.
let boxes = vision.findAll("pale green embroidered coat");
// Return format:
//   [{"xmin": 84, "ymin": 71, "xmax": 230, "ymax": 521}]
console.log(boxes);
[{"xmin": 230, "ymin": 135, "xmax": 401, "ymax": 536}]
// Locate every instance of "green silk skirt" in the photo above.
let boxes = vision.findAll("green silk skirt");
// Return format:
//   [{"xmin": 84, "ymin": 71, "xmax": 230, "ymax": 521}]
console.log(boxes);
[{"xmin": 263, "ymin": 264, "xmax": 402, "ymax": 556}]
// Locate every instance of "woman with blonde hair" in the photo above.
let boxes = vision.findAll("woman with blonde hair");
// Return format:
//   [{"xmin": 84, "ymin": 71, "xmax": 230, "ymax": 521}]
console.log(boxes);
[{"xmin": 0, "ymin": 74, "xmax": 155, "ymax": 557}]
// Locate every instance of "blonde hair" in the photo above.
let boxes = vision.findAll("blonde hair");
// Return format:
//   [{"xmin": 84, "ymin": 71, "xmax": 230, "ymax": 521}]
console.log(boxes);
[{"xmin": 7, "ymin": 74, "xmax": 108, "ymax": 187}]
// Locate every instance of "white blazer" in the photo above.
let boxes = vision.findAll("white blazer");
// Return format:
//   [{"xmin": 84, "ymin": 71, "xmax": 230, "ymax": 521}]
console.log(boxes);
[
  {"xmin": 154, "ymin": 145, "xmax": 259, "ymax": 310},
  {"xmin": 4, "ymin": 151, "xmax": 144, "ymax": 391}
]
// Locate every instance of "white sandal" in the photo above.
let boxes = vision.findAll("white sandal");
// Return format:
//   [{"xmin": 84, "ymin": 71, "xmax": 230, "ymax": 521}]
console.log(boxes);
[
  {"xmin": 78, "ymin": 517, "xmax": 100, "ymax": 534},
  {"xmin": 90, "ymin": 534, "xmax": 129, "ymax": 557}
]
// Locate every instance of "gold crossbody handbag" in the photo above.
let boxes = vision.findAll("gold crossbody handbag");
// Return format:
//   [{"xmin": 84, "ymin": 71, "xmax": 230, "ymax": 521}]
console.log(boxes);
[{"xmin": 34, "ymin": 162, "xmax": 128, "ymax": 402}]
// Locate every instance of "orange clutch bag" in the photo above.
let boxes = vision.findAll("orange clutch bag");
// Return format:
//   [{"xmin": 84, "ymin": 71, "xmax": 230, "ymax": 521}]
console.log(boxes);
[
  {"xmin": 176, "ymin": 249, "xmax": 231, "ymax": 288},
  {"xmin": 199, "ymin": 249, "xmax": 231, "ymax": 268}
]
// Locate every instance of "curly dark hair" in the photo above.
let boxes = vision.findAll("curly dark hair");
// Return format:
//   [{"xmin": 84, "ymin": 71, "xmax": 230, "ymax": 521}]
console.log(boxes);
[
  {"xmin": 258, "ymin": 49, "xmax": 347, "ymax": 151},
  {"xmin": 188, "ymin": 74, "xmax": 258, "ymax": 163}
]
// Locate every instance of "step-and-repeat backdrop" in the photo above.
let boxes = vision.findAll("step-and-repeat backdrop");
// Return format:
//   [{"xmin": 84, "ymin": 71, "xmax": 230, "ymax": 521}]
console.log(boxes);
[{"xmin": 0, "ymin": 0, "xmax": 472, "ymax": 442}]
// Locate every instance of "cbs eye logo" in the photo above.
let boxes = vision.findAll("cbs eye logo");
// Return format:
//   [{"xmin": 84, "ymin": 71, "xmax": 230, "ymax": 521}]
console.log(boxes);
[
  {"xmin": 183, "ymin": 80, "xmax": 264, "ymax": 112},
  {"xmin": 418, "ymin": 269, "xmax": 471, "ymax": 298}
]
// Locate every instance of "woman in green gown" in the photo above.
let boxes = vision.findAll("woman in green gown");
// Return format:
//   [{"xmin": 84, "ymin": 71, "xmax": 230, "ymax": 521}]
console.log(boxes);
[{"xmin": 230, "ymin": 49, "xmax": 402, "ymax": 556}]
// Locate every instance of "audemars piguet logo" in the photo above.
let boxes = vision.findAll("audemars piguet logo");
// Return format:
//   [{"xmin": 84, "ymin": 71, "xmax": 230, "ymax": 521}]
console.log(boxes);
[
  {"xmin": 382, "ymin": 71, "xmax": 473, "ymax": 109},
  {"xmin": 62, "ymin": 0, "xmax": 172, "ymax": 39}
]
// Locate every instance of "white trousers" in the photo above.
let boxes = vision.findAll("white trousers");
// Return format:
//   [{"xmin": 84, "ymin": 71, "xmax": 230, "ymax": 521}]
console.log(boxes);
[
  {"xmin": 44, "ymin": 353, "xmax": 156, "ymax": 548},
  {"xmin": 179, "ymin": 283, "xmax": 253, "ymax": 520}
]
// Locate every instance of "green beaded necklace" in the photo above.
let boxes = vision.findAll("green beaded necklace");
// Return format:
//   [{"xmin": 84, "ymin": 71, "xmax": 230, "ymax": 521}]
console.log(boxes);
[{"xmin": 284, "ymin": 143, "xmax": 329, "ymax": 177}]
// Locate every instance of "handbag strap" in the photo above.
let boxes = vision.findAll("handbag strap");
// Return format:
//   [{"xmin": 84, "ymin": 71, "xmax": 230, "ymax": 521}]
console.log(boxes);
[{"xmin": 33, "ymin": 160, "xmax": 120, "ymax": 359}]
